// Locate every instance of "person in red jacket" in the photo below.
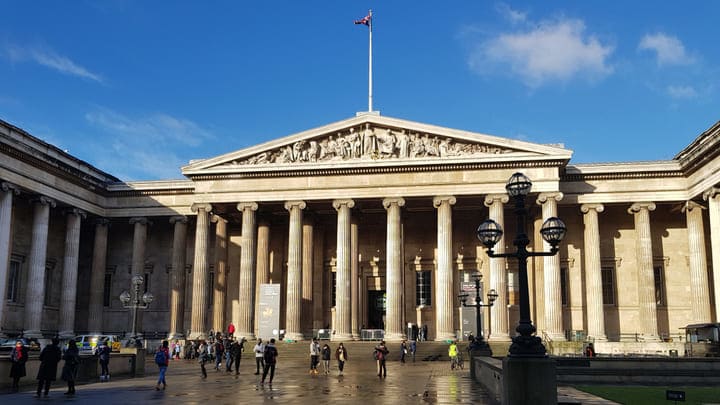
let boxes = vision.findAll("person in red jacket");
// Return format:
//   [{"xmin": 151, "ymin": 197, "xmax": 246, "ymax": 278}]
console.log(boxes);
[{"xmin": 227, "ymin": 323, "xmax": 236, "ymax": 338}]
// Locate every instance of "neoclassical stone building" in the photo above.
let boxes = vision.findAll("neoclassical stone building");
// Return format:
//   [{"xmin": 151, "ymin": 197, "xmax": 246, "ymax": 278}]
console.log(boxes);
[{"xmin": 1, "ymin": 113, "xmax": 719, "ymax": 352}]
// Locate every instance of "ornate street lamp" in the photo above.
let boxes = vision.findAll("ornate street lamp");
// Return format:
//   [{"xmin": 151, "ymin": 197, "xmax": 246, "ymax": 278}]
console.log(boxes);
[
  {"xmin": 119, "ymin": 275, "xmax": 154, "ymax": 341},
  {"xmin": 477, "ymin": 172, "xmax": 566, "ymax": 357},
  {"xmin": 458, "ymin": 273, "xmax": 498, "ymax": 355}
]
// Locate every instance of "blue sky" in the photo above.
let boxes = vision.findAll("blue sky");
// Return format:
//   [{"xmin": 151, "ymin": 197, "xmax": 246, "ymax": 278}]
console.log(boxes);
[{"xmin": 1, "ymin": 1, "xmax": 718, "ymax": 180}]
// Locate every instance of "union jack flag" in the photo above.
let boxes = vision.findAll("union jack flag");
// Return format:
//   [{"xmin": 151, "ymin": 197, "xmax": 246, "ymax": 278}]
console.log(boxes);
[{"xmin": 354, "ymin": 14, "xmax": 371, "ymax": 26}]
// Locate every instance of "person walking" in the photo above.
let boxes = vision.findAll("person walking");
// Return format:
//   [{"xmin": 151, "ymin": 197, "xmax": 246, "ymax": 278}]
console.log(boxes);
[
  {"xmin": 9, "ymin": 340, "xmax": 29, "ymax": 393},
  {"xmin": 400, "ymin": 339, "xmax": 408, "ymax": 364},
  {"xmin": 410, "ymin": 340, "xmax": 417, "ymax": 362},
  {"xmin": 230, "ymin": 338, "xmax": 244, "ymax": 374},
  {"xmin": 198, "ymin": 341, "xmax": 209, "ymax": 379},
  {"xmin": 214, "ymin": 338, "xmax": 225, "ymax": 371},
  {"xmin": 335, "ymin": 342, "xmax": 348, "ymax": 376},
  {"xmin": 374, "ymin": 341, "xmax": 389, "ymax": 378},
  {"xmin": 253, "ymin": 338, "xmax": 265, "ymax": 375},
  {"xmin": 36, "ymin": 338, "xmax": 62, "ymax": 397},
  {"xmin": 309, "ymin": 338, "xmax": 320, "ymax": 375},
  {"xmin": 96, "ymin": 338, "xmax": 111, "ymax": 382},
  {"xmin": 260, "ymin": 338, "xmax": 278, "ymax": 386},
  {"xmin": 448, "ymin": 340, "xmax": 459, "ymax": 370},
  {"xmin": 155, "ymin": 340, "xmax": 170, "ymax": 390},
  {"xmin": 61, "ymin": 339, "xmax": 80, "ymax": 395},
  {"xmin": 321, "ymin": 343, "xmax": 331, "ymax": 375}
]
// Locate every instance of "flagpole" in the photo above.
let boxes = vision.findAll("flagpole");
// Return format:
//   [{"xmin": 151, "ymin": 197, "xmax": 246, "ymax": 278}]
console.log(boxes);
[{"xmin": 368, "ymin": 9, "xmax": 373, "ymax": 112}]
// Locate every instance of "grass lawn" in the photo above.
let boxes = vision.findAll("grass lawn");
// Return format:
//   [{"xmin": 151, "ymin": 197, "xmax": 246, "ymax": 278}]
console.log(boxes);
[{"xmin": 575, "ymin": 385, "xmax": 720, "ymax": 405}]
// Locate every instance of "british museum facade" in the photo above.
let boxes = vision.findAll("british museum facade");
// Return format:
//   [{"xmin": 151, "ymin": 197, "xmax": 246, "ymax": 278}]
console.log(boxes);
[{"xmin": 1, "ymin": 113, "xmax": 719, "ymax": 354}]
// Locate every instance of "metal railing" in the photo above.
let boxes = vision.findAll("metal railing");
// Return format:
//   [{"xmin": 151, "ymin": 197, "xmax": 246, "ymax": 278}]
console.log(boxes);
[{"xmin": 360, "ymin": 329, "xmax": 385, "ymax": 341}]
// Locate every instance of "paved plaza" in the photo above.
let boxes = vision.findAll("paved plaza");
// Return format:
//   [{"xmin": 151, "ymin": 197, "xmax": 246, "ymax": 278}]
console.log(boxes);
[{"xmin": 2, "ymin": 355, "xmax": 620, "ymax": 404}]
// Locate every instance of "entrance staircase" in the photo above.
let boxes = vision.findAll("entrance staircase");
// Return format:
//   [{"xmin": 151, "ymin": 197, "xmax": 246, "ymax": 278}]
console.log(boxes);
[{"xmin": 251, "ymin": 340, "xmax": 454, "ymax": 363}]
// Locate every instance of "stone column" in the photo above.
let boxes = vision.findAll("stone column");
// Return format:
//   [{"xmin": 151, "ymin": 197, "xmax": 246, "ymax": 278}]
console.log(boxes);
[
  {"xmin": 254, "ymin": 220, "xmax": 270, "ymax": 336},
  {"xmin": 302, "ymin": 216, "xmax": 314, "ymax": 338},
  {"xmin": 24, "ymin": 196, "xmax": 56, "ymax": 338},
  {"xmin": 484, "ymin": 194, "xmax": 511, "ymax": 341},
  {"xmin": 537, "ymin": 192, "xmax": 566, "ymax": 341},
  {"xmin": 168, "ymin": 216, "xmax": 188, "ymax": 339},
  {"xmin": 333, "ymin": 199, "xmax": 355, "ymax": 341},
  {"xmin": 684, "ymin": 201, "xmax": 712, "ymax": 323},
  {"xmin": 433, "ymin": 196, "xmax": 456, "ymax": 341},
  {"xmin": 237, "ymin": 202, "xmax": 258, "ymax": 339},
  {"xmin": 58, "ymin": 208, "xmax": 86, "ymax": 339},
  {"xmin": 212, "ymin": 215, "xmax": 228, "ymax": 334},
  {"xmin": 383, "ymin": 197, "xmax": 405, "ymax": 341},
  {"xmin": 87, "ymin": 219, "xmax": 110, "ymax": 334},
  {"xmin": 285, "ymin": 200, "xmax": 306, "ymax": 341},
  {"xmin": 312, "ymin": 225, "xmax": 325, "ymax": 332},
  {"xmin": 189, "ymin": 203, "xmax": 212, "ymax": 340},
  {"xmin": 351, "ymin": 217, "xmax": 360, "ymax": 340},
  {"xmin": 628, "ymin": 202, "xmax": 659, "ymax": 340},
  {"xmin": 704, "ymin": 187, "xmax": 720, "ymax": 321},
  {"xmin": 581, "ymin": 204, "xmax": 607, "ymax": 341},
  {"xmin": 0, "ymin": 182, "xmax": 19, "ymax": 332},
  {"xmin": 128, "ymin": 217, "xmax": 149, "ymax": 335}
]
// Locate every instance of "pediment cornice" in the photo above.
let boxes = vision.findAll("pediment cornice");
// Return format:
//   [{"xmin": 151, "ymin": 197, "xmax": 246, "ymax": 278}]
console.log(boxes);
[{"xmin": 182, "ymin": 114, "xmax": 572, "ymax": 177}]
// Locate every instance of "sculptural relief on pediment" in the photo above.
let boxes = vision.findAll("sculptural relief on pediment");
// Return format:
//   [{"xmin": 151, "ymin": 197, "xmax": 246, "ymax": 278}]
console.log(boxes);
[{"xmin": 224, "ymin": 124, "xmax": 518, "ymax": 166}]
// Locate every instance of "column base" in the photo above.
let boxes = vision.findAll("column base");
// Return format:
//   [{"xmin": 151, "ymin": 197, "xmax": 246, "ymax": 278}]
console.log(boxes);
[
  {"xmin": 435, "ymin": 333, "xmax": 456, "ymax": 342},
  {"xmin": 167, "ymin": 333, "xmax": 185, "ymax": 340},
  {"xmin": 284, "ymin": 332, "xmax": 304, "ymax": 342},
  {"xmin": 23, "ymin": 329, "xmax": 43, "ymax": 339},
  {"xmin": 351, "ymin": 332, "xmax": 361, "ymax": 340},
  {"xmin": 545, "ymin": 332, "xmax": 567, "ymax": 342},
  {"xmin": 236, "ymin": 331, "xmax": 256, "ymax": 341},
  {"xmin": 187, "ymin": 332, "xmax": 207, "ymax": 341},
  {"xmin": 489, "ymin": 332, "xmax": 513, "ymax": 342},
  {"xmin": 384, "ymin": 332, "xmax": 405, "ymax": 342},
  {"xmin": 588, "ymin": 334, "xmax": 607, "ymax": 342},
  {"xmin": 331, "ymin": 332, "xmax": 353, "ymax": 341}
]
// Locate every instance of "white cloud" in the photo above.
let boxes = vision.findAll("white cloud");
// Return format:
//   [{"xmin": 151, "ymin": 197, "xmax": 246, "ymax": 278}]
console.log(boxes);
[
  {"xmin": 469, "ymin": 18, "xmax": 614, "ymax": 87},
  {"xmin": 4, "ymin": 44, "xmax": 104, "ymax": 83},
  {"xmin": 496, "ymin": 3, "xmax": 527, "ymax": 24},
  {"xmin": 666, "ymin": 85, "xmax": 698, "ymax": 99},
  {"xmin": 638, "ymin": 33, "xmax": 694, "ymax": 66},
  {"xmin": 84, "ymin": 107, "xmax": 216, "ymax": 180}
]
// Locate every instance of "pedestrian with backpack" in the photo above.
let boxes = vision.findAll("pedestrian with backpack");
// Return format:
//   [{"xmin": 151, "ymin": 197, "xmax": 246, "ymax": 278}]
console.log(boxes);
[
  {"xmin": 260, "ymin": 338, "xmax": 278, "ymax": 386},
  {"xmin": 96, "ymin": 339, "xmax": 111, "ymax": 381},
  {"xmin": 214, "ymin": 338, "xmax": 225, "ymax": 371},
  {"xmin": 155, "ymin": 340, "xmax": 170, "ymax": 390}
]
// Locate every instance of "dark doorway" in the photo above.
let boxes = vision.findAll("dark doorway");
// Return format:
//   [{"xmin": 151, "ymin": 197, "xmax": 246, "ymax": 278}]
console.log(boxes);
[{"xmin": 367, "ymin": 290, "xmax": 386, "ymax": 330}]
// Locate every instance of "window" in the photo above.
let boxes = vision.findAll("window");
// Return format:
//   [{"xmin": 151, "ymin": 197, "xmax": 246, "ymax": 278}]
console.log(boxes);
[
  {"xmin": 6, "ymin": 259, "xmax": 21, "ymax": 302},
  {"xmin": 601, "ymin": 266, "xmax": 615, "ymax": 305},
  {"xmin": 654, "ymin": 265, "xmax": 665, "ymax": 306},
  {"xmin": 43, "ymin": 261, "xmax": 58, "ymax": 307},
  {"xmin": 103, "ymin": 273, "xmax": 113, "ymax": 307},
  {"xmin": 416, "ymin": 270, "xmax": 432, "ymax": 306},
  {"xmin": 560, "ymin": 267, "xmax": 568, "ymax": 306},
  {"xmin": 144, "ymin": 272, "xmax": 152, "ymax": 294},
  {"xmin": 208, "ymin": 271, "xmax": 214, "ymax": 307}
]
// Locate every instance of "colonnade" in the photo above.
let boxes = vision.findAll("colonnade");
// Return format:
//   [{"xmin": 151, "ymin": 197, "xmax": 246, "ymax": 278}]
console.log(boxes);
[{"xmin": 1, "ymin": 181, "xmax": 720, "ymax": 343}]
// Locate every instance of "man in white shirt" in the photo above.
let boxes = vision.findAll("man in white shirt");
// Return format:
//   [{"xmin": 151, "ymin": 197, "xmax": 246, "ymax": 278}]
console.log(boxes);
[
  {"xmin": 253, "ymin": 339, "xmax": 265, "ymax": 375},
  {"xmin": 309, "ymin": 338, "xmax": 320, "ymax": 374}
]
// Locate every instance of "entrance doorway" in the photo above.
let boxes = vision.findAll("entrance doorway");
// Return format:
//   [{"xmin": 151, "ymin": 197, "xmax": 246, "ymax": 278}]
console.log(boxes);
[{"xmin": 367, "ymin": 290, "xmax": 386, "ymax": 330}]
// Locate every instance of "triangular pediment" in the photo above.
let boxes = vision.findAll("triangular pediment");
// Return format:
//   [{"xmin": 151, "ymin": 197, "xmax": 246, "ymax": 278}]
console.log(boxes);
[{"xmin": 182, "ymin": 114, "xmax": 572, "ymax": 176}]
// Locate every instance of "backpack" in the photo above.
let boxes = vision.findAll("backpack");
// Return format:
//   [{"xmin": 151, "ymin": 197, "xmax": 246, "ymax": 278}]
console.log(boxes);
[
  {"xmin": 263, "ymin": 345, "xmax": 277, "ymax": 364},
  {"xmin": 155, "ymin": 349, "xmax": 167, "ymax": 365}
]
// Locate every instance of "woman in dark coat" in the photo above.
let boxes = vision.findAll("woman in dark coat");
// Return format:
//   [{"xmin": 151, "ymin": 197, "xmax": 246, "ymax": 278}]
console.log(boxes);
[
  {"xmin": 9, "ymin": 340, "xmax": 29, "ymax": 392},
  {"xmin": 36, "ymin": 338, "xmax": 62, "ymax": 397},
  {"xmin": 61, "ymin": 339, "xmax": 80, "ymax": 395}
]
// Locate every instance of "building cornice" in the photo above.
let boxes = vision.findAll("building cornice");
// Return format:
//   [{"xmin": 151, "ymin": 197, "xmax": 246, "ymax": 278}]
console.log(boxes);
[{"xmin": 562, "ymin": 161, "xmax": 684, "ymax": 181}]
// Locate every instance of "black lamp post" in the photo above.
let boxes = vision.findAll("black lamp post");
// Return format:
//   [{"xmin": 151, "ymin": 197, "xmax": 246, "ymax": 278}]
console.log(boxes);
[
  {"xmin": 458, "ymin": 273, "xmax": 498, "ymax": 355},
  {"xmin": 477, "ymin": 172, "xmax": 566, "ymax": 358},
  {"xmin": 119, "ymin": 275, "xmax": 154, "ymax": 341}
]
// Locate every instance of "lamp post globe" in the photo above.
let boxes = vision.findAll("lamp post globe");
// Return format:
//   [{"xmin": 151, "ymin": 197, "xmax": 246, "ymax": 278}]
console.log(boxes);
[
  {"xmin": 540, "ymin": 217, "xmax": 567, "ymax": 247},
  {"xmin": 505, "ymin": 172, "xmax": 532, "ymax": 197},
  {"xmin": 477, "ymin": 219, "xmax": 503, "ymax": 249}
]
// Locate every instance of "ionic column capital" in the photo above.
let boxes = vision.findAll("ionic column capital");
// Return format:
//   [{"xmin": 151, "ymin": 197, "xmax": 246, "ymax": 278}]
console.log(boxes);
[
  {"xmin": 169, "ymin": 215, "xmax": 188, "ymax": 225},
  {"xmin": 628, "ymin": 202, "xmax": 656, "ymax": 215},
  {"xmin": 432, "ymin": 196, "xmax": 456, "ymax": 208},
  {"xmin": 284, "ymin": 200, "xmax": 306, "ymax": 211},
  {"xmin": 191, "ymin": 203, "xmax": 213, "ymax": 213},
  {"xmin": 536, "ymin": 192, "xmax": 563, "ymax": 206},
  {"xmin": 703, "ymin": 186, "xmax": 720, "ymax": 201},
  {"xmin": 382, "ymin": 197, "xmax": 405, "ymax": 210},
  {"xmin": 237, "ymin": 202, "xmax": 259, "ymax": 212},
  {"xmin": 332, "ymin": 199, "xmax": 355, "ymax": 210},
  {"xmin": 64, "ymin": 208, "xmax": 87, "ymax": 219},
  {"xmin": 129, "ymin": 217, "xmax": 150, "ymax": 225},
  {"xmin": 682, "ymin": 200, "xmax": 706, "ymax": 213},
  {"xmin": 484, "ymin": 194, "xmax": 509, "ymax": 207},
  {"xmin": 581, "ymin": 203, "xmax": 605, "ymax": 214},
  {"xmin": 1, "ymin": 182, "xmax": 20, "ymax": 195},
  {"xmin": 33, "ymin": 196, "xmax": 57, "ymax": 208}
]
